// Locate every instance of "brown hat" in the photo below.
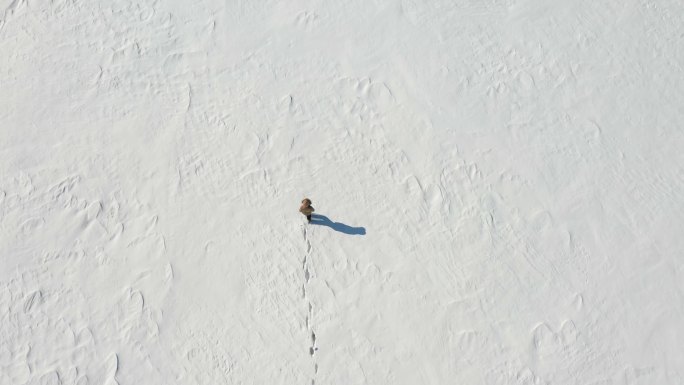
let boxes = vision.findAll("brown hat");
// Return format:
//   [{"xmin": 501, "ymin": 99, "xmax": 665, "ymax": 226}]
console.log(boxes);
[{"xmin": 302, "ymin": 198, "xmax": 311, "ymax": 205}]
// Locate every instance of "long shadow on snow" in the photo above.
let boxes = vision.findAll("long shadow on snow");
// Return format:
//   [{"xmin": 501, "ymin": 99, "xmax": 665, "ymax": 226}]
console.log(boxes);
[{"xmin": 310, "ymin": 214, "xmax": 366, "ymax": 235}]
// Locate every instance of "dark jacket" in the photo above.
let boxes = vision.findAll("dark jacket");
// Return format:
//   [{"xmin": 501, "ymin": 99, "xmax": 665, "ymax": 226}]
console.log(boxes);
[
  {"xmin": 300, "ymin": 198, "xmax": 314, "ymax": 216},
  {"xmin": 300, "ymin": 205, "xmax": 314, "ymax": 216}
]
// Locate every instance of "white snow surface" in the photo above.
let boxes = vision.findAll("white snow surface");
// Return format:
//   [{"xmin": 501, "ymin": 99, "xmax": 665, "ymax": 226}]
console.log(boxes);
[{"xmin": 2, "ymin": 0, "xmax": 684, "ymax": 384}]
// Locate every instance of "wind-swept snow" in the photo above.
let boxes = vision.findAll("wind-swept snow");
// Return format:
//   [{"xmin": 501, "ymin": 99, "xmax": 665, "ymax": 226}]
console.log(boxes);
[{"xmin": 1, "ymin": 0, "xmax": 684, "ymax": 384}]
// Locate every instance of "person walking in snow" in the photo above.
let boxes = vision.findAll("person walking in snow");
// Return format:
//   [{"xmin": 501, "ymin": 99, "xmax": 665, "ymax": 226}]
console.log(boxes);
[{"xmin": 300, "ymin": 198, "xmax": 315, "ymax": 223}]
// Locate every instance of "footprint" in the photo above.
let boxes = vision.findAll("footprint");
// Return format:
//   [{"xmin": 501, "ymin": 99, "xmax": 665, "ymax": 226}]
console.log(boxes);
[
  {"xmin": 367, "ymin": 82, "xmax": 395, "ymax": 111},
  {"xmin": 529, "ymin": 210, "xmax": 553, "ymax": 233},
  {"xmin": 103, "ymin": 353, "xmax": 119, "ymax": 385},
  {"xmin": 532, "ymin": 322, "xmax": 556, "ymax": 351},
  {"xmin": 38, "ymin": 371, "xmax": 60, "ymax": 385},
  {"xmin": 146, "ymin": 215, "xmax": 158, "ymax": 233},
  {"xmin": 516, "ymin": 71, "xmax": 536, "ymax": 92},
  {"xmin": 164, "ymin": 263, "xmax": 174, "ymax": 284},
  {"xmin": 572, "ymin": 293, "xmax": 583, "ymax": 311},
  {"xmin": 457, "ymin": 330, "xmax": 487, "ymax": 358},
  {"xmin": 23, "ymin": 290, "xmax": 42, "ymax": 313},
  {"xmin": 531, "ymin": 320, "xmax": 578, "ymax": 358},
  {"xmin": 559, "ymin": 320, "xmax": 578, "ymax": 345},
  {"xmin": 76, "ymin": 328, "xmax": 94, "ymax": 346},
  {"xmin": 294, "ymin": 11, "xmax": 319, "ymax": 29},
  {"xmin": 86, "ymin": 201, "xmax": 102, "ymax": 221},
  {"xmin": 404, "ymin": 175, "xmax": 424, "ymax": 198},
  {"xmin": 19, "ymin": 217, "xmax": 45, "ymax": 236},
  {"xmin": 127, "ymin": 290, "xmax": 144, "ymax": 315},
  {"xmin": 6, "ymin": 362, "xmax": 30, "ymax": 385},
  {"xmin": 118, "ymin": 289, "xmax": 144, "ymax": 329},
  {"xmin": 424, "ymin": 184, "xmax": 444, "ymax": 213},
  {"xmin": 49, "ymin": 175, "xmax": 80, "ymax": 201}
]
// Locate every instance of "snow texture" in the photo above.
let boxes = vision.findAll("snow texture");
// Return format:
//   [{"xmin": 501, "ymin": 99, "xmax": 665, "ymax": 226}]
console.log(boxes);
[{"xmin": 1, "ymin": 0, "xmax": 684, "ymax": 384}]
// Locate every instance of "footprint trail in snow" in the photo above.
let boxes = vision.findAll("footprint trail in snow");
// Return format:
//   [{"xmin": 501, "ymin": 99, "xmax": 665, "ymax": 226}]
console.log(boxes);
[{"xmin": 302, "ymin": 226, "xmax": 318, "ymax": 384}]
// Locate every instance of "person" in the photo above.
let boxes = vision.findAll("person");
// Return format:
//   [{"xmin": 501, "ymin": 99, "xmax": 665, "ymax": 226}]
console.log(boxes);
[{"xmin": 299, "ymin": 198, "xmax": 315, "ymax": 223}]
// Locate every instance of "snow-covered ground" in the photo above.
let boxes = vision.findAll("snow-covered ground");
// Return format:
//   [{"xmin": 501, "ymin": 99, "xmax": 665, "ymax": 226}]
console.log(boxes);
[{"xmin": 2, "ymin": 0, "xmax": 684, "ymax": 384}]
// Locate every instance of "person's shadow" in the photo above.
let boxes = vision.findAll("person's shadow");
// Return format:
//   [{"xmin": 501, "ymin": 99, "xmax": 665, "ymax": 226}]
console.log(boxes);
[{"xmin": 310, "ymin": 214, "xmax": 366, "ymax": 235}]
